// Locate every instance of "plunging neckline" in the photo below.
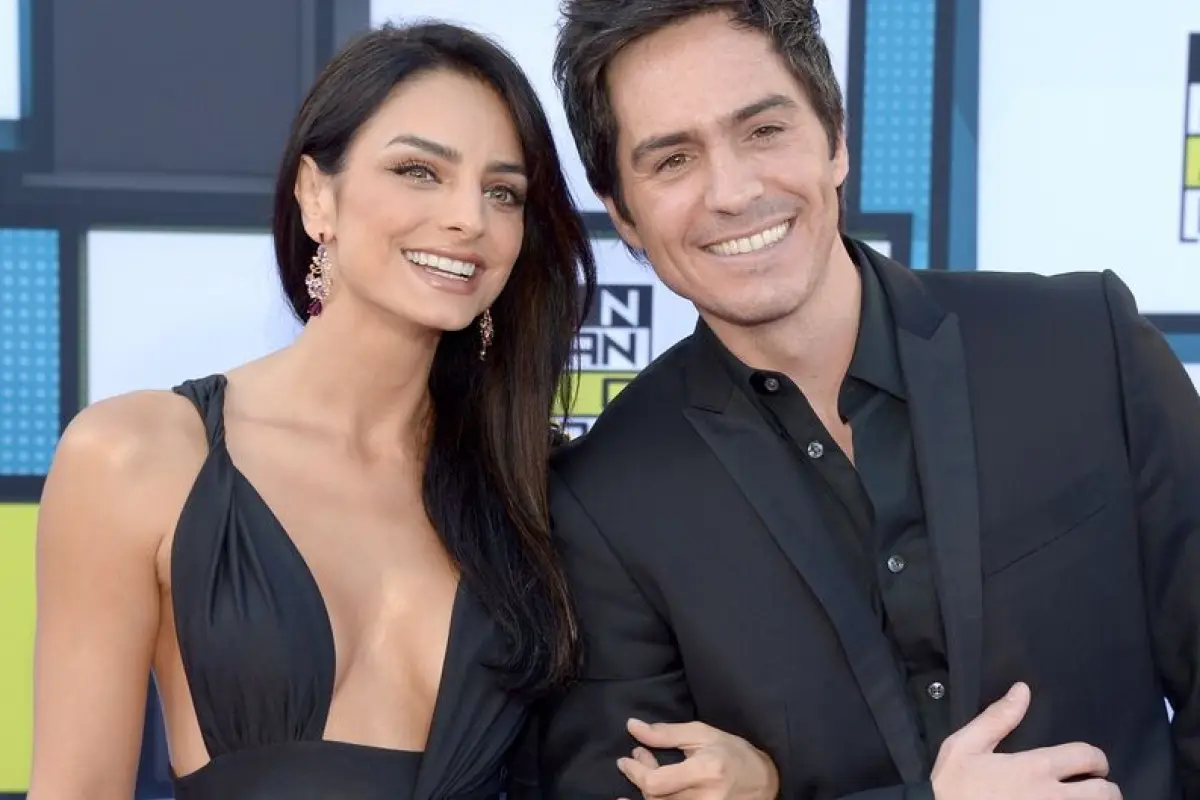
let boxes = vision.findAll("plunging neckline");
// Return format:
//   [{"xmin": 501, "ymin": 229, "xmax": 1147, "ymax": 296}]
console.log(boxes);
[
  {"xmin": 168, "ymin": 373, "xmax": 524, "ymax": 799},
  {"xmin": 224, "ymin": 453, "xmax": 465, "ymax": 759},
  {"xmin": 208, "ymin": 369, "xmax": 460, "ymax": 762}
]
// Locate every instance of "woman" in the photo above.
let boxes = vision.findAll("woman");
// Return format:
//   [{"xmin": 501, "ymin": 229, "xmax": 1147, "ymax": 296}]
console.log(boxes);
[{"xmin": 27, "ymin": 21, "xmax": 777, "ymax": 799}]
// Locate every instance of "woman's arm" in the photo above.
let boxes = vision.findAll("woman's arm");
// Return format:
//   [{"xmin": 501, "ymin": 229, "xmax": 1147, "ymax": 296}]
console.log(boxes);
[{"xmin": 27, "ymin": 394, "xmax": 186, "ymax": 799}]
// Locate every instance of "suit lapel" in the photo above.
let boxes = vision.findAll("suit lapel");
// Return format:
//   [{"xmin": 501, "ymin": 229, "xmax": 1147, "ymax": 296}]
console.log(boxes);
[
  {"xmin": 874, "ymin": 252, "xmax": 984, "ymax": 728},
  {"xmin": 683, "ymin": 341, "xmax": 926, "ymax": 784}
]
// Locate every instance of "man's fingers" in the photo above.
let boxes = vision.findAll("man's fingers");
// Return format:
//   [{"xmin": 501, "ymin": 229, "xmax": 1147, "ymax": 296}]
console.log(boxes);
[
  {"xmin": 619, "ymin": 756, "xmax": 714, "ymax": 797},
  {"xmin": 949, "ymin": 682, "xmax": 1031, "ymax": 754},
  {"xmin": 616, "ymin": 754, "xmax": 656, "ymax": 794},
  {"xmin": 627, "ymin": 718, "xmax": 718, "ymax": 750},
  {"xmin": 630, "ymin": 746, "xmax": 660, "ymax": 770},
  {"xmin": 1058, "ymin": 778, "xmax": 1122, "ymax": 800},
  {"xmin": 1026, "ymin": 742, "xmax": 1110, "ymax": 780}
]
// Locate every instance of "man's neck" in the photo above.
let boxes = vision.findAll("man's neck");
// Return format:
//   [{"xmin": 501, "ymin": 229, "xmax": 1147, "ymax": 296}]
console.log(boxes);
[{"xmin": 705, "ymin": 240, "xmax": 862, "ymax": 409}]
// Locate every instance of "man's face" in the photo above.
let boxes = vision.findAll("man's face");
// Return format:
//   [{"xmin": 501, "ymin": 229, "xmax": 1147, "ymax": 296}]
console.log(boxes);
[{"xmin": 605, "ymin": 11, "xmax": 848, "ymax": 328}]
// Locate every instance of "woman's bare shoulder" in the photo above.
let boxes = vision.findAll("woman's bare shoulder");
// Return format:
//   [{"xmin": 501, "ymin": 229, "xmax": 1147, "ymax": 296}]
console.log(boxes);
[
  {"xmin": 43, "ymin": 390, "xmax": 210, "ymax": 545},
  {"xmin": 56, "ymin": 389, "xmax": 205, "ymax": 472}
]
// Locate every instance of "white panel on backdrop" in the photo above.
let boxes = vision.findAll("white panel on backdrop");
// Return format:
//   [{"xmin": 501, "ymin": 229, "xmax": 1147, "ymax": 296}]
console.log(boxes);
[
  {"xmin": 591, "ymin": 237, "xmax": 698, "ymax": 359},
  {"xmin": 977, "ymin": 1, "xmax": 1200, "ymax": 313},
  {"xmin": 863, "ymin": 239, "xmax": 891, "ymax": 258},
  {"xmin": 1189, "ymin": 84, "xmax": 1200, "ymax": 137},
  {"xmin": 0, "ymin": 0, "xmax": 19, "ymax": 121},
  {"xmin": 1188, "ymin": 364, "xmax": 1200, "ymax": 390},
  {"xmin": 85, "ymin": 230, "xmax": 302, "ymax": 403},
  {"xmin": 814, "ymin": 0, "xmax": 850, "ymax": 97},
  {"xmin": 369, "ymin": 0, "xmax": 851, "ymax": 213}
]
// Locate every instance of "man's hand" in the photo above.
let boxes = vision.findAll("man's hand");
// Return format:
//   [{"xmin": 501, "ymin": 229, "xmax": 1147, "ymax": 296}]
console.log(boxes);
[
  {"xmin": 616, "ymin": 718, "xmax": 779, "ymax": 799},
  {"xmin": 931, "ymin": 682, "xmax": 1121, "ymax": 799}
]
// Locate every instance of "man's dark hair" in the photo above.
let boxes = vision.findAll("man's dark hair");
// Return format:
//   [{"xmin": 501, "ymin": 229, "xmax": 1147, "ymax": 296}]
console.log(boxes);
[{"xmin": 553, "ymin": 0, "xmax": 845, "ymax": 221}]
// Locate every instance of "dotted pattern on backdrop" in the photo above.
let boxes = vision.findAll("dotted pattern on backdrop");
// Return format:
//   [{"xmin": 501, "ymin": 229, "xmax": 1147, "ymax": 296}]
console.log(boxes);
[
  {"xmin": 0, "ymin": 229, "xmax": 59, "ymax": 477},
  {"xmin": 859, "ymin": 0, "xmax": 936, "ymax": 270}
]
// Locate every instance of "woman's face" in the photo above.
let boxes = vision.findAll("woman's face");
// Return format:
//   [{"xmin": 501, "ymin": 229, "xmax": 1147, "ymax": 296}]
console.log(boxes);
[{"xmin": 297, "ymin": 68, "xmax": 528, "ymax": 333}]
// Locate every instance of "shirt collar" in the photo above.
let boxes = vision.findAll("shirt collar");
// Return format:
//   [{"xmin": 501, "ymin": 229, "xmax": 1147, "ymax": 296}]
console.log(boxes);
[{"xmin": 846, "ymin": 238, "xmax": 905, "ymax": 400}]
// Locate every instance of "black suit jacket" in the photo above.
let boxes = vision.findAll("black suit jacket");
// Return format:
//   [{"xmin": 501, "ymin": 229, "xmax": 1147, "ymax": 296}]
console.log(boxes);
[{"xmin": 518, "ymin": 245, "xmax": 1200, "ymax": 799}]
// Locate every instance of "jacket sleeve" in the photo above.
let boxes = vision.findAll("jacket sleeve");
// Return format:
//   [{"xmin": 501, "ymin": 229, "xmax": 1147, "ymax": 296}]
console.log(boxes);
[
  {"xmin": 1103, "ymin": 269, "xmax": 1200, "ymax": 796},
  {"xmin": 532, "ymin": 468, "xmax": 696, "ymax": 798}
]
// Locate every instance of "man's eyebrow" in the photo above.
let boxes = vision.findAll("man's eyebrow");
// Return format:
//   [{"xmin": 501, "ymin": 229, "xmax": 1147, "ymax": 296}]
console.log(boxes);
[{"xmin": 628, "ymin": 94, "xmax": 798, "ymax": 168}]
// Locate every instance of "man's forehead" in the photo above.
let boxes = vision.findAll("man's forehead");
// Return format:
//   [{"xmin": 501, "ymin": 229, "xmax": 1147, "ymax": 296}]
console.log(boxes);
[
  {"xmin": 607, "ymin": 22, "xmax": 797, "ymax": 115},
  {"xmin": 610, "ymin": 71, "xmax": 807, "ymax": 147}
]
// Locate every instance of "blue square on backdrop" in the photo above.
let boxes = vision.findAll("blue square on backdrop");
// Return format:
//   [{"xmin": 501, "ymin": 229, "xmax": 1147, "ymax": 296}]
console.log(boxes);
[
  {"xmin": 860, "ymin": 0, "xmax": 936, "ymax": 269},
  {"xmin": 0, "ymin": 229, "xmax": 60, "ymax": 476}
]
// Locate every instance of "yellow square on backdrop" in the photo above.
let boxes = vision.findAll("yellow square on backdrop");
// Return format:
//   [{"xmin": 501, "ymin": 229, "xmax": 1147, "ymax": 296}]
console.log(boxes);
[
  {"xmin": 0, "ymin": 503, "xmax": 37, "ymax": 792},
  {"xmin": 1187, "ymin": 136, "xmax": 1200, "ymax": 189},
  {"xmin": 555, "ymin": 371, "xmax": 639, "ymax": 418}
]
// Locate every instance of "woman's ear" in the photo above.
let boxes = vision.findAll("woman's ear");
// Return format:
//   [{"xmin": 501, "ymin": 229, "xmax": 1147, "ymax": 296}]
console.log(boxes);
[{"xmin": 294, "ymin": 154, "xmax": 335, "ymax": 242}]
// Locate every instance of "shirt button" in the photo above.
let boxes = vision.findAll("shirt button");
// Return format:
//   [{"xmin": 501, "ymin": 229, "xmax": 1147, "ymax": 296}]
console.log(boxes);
[
  {"xmin": 806, "ymin": 441, "xmax": 824, "ymax": 459},
  {"xmin": 927, "ymin": 681, "xmax": 946, "ymax": 700},
  {"xmin": 762, "ymin": 376, "xmax": 780, "ymax": 393},
  {"xmin": 886, "ymin": 554, "xmax": 906, "ymax": 573}
]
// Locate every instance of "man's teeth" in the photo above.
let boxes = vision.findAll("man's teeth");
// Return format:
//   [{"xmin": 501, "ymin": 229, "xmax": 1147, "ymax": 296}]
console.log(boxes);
[
  {"xmin": 404, "ymin": 250, "xmax": 477, "ymax": 279},
  {"xmin": 705, "ymin": 221, "xmax": 790, "ymax": 256}
]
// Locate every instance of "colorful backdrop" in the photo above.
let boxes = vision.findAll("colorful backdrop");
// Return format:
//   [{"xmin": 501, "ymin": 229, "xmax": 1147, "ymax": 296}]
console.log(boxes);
[{"xmin": 0, "ymin": 0, "xmax": 1197, "ymax": 795}]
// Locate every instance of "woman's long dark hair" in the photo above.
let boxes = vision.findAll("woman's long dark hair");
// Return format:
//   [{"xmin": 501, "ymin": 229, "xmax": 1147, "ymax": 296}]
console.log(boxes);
[{"xmin": 272, "ymin": 22, "xmax": 595, "ymax": 696}]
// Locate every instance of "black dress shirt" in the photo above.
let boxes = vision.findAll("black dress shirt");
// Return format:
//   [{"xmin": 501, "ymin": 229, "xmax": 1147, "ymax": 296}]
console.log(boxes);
[{"xmin": 702, "ymin": 240, "xmax": 953, "ymax": 754}]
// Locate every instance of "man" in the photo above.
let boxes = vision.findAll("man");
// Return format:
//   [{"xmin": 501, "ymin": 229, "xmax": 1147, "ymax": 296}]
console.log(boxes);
[{"xmin": 529, "ymin": 0, "xmax": 1200, "ymax": 797}]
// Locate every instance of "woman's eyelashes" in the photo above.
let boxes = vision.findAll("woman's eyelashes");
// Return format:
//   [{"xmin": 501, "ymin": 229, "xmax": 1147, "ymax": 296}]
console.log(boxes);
[{"xmin": 390, "ymin": 160, "xmax": 524, "ymax": 207}]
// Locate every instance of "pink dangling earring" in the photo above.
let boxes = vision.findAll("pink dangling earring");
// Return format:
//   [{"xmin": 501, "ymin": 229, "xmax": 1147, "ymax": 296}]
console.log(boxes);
[
  {"xmin": 478, "ymin": 308, "xmax": 494, "ymax": 360},
  {"xmin": 305, "ymin": 235, "xmax": 332, "ymax": 318}
]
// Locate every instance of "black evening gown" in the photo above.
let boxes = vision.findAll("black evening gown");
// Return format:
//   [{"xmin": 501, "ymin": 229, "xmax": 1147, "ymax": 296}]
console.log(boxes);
[{"xmin": 166, "ymin": 374, "xmax": 528, "ymax": 799}]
